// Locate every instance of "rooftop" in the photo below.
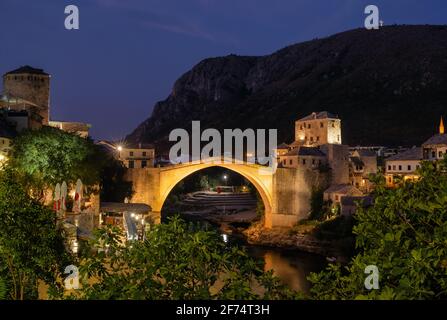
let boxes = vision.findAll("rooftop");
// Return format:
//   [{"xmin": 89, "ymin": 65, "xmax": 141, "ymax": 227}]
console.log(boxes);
[
  {"xmin": 350, "ymin": 156, "xmax": 364, "ymax": 167},
  {"xmin": 386, "ymin": 147, "xmax": 423, "ymax": 161},
  {"xmin": 4, "ymin": 65, "xmax": 49, "ymax": 76},
  {"xmin": 283, "ymin": 146, "xmax": 326, "ymax": 157},
  {"xmin": 276, "ymin": 142, "xmax": 290, "ymax": 150},
  {"xmin": 422, "ymin": 134, "xmax": 447, "ymax": 146},
  {"xmin": 324, "ymin": 184, "xmax": 362, "ymax": 195},
  {"xmin": 297, "ymin": 111, "xmax": 338, "ymax": 122},
  {"xmin": 355, "ymin": 149, "xmax": 377, "ymax": 157}
]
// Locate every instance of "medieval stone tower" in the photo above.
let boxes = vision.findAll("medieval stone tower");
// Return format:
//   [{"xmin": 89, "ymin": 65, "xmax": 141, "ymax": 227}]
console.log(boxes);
[{"xmin": 2, "ymin": 66, "xmax": 50, "ymax": 124}]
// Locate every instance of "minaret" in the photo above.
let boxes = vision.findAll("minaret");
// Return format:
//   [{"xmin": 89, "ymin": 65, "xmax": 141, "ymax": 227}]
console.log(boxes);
[{"xmin": 440, "ymin": 116, "xmax": 445, "ymax": 135}]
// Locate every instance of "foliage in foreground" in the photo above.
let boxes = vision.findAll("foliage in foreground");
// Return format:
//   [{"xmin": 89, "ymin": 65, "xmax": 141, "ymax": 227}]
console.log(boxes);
[
  {"xmin": 0, "ymin": 169, "xmax": 71, "ymax": 300},
  {"xmin": 72, "ymin": 217, "xmax": 301, "ymax": 300},
  {"xmin": 309, "ymin": 160, "xmax": 447, "ymax": 300},
  {"xmin": 9, "ymin": 126, "xmax": 132, "ymax": 202}
]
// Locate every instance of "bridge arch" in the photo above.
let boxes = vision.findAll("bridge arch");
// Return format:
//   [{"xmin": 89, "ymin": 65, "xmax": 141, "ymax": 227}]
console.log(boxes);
[{"xmin": 156, "ymin": 162, "xmax": 273, "ymax": 219}]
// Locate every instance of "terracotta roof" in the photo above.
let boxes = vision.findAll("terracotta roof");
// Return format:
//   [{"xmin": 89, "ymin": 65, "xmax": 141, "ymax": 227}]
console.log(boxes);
[
  {"xmin": 386, "ymin": 147, "xmax": 422, "ymax": 161},
  {"xmin": 422, "ymin": 134, "xmax": 447, "ymax": 146},
  {"xmin": 298, "ymin": 111, "xmax": 338, "ymax": 121},
  {"xmin": 4, "ymin": 65, "xmax": 49, "ymax": 76}
]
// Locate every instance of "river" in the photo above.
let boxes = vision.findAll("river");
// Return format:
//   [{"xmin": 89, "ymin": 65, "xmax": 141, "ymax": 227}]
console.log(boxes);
[
  {"xmin": 170, "ymin": 212, "xmax": 328, "ymax": 294},
  {"xmin": 225, "ymin": 232, "xmax": 327, "ymax": 294}
]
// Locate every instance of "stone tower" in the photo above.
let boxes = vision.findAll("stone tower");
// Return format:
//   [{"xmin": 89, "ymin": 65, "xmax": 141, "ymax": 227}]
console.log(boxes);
[
  {"xmin": 3, "ymin": 66, "xmax": 50, "ymax": 124},
  {"xmin": 295, "ymin": 111, "xmax": 342, "ymax": 146}
]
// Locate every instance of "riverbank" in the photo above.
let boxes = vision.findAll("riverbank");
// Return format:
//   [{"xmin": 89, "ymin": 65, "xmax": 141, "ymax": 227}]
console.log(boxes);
[{"xmin": 243, "ymin": 222, "xmax": 354, "ymax": 262}]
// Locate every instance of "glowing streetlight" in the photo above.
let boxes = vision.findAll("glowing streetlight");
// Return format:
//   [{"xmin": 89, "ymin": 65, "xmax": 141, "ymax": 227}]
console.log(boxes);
[{"xmin": 117, "ymin": 145, "xmax": 123, "ymax": 152}]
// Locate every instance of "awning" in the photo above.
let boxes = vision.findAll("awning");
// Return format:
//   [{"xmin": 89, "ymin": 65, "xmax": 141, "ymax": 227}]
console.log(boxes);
[{"xmin": 100, "ymin": 202, "xmax": 151, "ymax": 213}]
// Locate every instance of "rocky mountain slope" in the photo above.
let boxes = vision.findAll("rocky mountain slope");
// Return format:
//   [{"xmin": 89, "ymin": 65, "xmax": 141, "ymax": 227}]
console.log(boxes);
[{"xmin": 127, "ymin": 25, "xmax": 447, "ymax": 151}]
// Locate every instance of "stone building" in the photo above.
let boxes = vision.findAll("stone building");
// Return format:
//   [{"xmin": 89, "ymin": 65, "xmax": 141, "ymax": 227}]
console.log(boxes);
[
  {"xmin": 348, "ymin": 149, "xmax": 378, "ymax": 192},
  {"xmin": 279, "ymin": 146, "xmax": 327, "ymax": 169},
  {"xmin": 295, "ymin": 111, "xmax": 342, "ymax": 146},
  {"xmin": 49, "ymin": 120, "xmax": 91, "ymax": 138},
  {"xmin": 385, "ymin": 147, "xmax": 422, "ymax": 187},
  {"xmin": 323, "ymin": 184, "xmax": 363, "ymax": 209},
  {"xmin": 279, "ymin": 111, "xmax": 350, "ymax": 185},
  {"xmin": 2, "ymin": 66, "xmax": 50, "ymax": 125},
  {"xmin": 384, "ymin": 118, "xmax": 446, "ymax": 187}
]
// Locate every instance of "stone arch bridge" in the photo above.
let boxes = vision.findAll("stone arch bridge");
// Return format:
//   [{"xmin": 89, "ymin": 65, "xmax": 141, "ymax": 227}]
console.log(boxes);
[{"xmin": 125, "ymin": 158, "xmax": 316, "ymax": 228}]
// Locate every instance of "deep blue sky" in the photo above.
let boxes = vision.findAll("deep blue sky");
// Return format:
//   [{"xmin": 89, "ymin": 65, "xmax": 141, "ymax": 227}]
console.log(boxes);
[{"xmin": 1, "ymin": 0, "xmax": 446, "ymax": 140}]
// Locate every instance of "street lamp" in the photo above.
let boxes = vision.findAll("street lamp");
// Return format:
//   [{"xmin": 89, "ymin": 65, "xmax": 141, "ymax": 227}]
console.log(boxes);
[{"xmin": 223, "ymin": 174, "xmax": 228, "ymax": 186}]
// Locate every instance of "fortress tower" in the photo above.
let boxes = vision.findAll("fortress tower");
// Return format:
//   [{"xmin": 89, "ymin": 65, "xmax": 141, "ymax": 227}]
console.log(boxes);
[
  {"xmin": 295, "ymin": 111, "xmax": 341, "ymax": 146},
  {"xmin": 2, "ymin": 66, "xmax": 50, "ymax": 125}
]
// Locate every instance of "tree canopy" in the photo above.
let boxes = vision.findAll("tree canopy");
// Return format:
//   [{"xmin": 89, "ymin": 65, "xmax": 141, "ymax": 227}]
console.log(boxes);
[
  {"xmin": 10, "ymin": 126, "xmax": 102, "ymax": 190},
  {"xmin": 309, "ymin": 160, "xmax": 447, "ymax": 300},
  {"xmin": 72, "ymin": 216, "xmax": 301, "ymax": 300},
  {"xmin": 0, "ymin": 169, "xmax": 71, "ymax": 300}
]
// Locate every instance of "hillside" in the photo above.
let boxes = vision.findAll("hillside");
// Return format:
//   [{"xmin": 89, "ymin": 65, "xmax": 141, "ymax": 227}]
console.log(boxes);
[{"xmin": 127, "ymin": 25, "xmax": 447, "ymax": 151}]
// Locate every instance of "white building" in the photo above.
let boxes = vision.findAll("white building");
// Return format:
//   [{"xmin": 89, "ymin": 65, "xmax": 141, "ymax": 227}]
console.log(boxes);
[{"xmin": 98, "ymin": 140, "xmax": 155, "ymax": 169}]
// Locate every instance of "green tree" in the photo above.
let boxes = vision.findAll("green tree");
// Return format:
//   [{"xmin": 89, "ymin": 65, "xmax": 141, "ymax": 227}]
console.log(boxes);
[
  {"xmin": 10, "ymin": 126, "xmax": 102, "ymax": 199},
  {"xmin": 73, "ymin": 216, "xmax": 300, "ymax": 300},
  {"xmin": 0, "ymin": 169, "xmax": 71, "ymax": 300},
  {"xmin": 309, "ymin": 160, "xmax": 447, "ymax": 300}
]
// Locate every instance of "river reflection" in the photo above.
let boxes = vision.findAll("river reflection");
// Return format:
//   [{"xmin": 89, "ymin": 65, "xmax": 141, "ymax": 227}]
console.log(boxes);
[
  {"xmin": 245, "ymin": 246, "xmax": 327, "ymax": 293},
  {"xmin": 224, "ymin": 232, "xmax": 327, "ymax": 294}
]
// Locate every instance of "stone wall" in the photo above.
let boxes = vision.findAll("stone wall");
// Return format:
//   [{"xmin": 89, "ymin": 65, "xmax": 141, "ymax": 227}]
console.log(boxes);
[
  {"xmin": 3, "ymin": 74, "xmax": 50, "ymax": 124},
  {"xmin": 268, "ymin": 167, "xmax": 315, "ymax": 227}
]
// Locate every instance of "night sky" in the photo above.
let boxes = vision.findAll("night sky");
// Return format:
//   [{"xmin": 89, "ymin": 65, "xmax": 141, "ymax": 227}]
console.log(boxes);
[{"xmin": 1, "ymin": 0, "xmax": 446, "ymax": 140}]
